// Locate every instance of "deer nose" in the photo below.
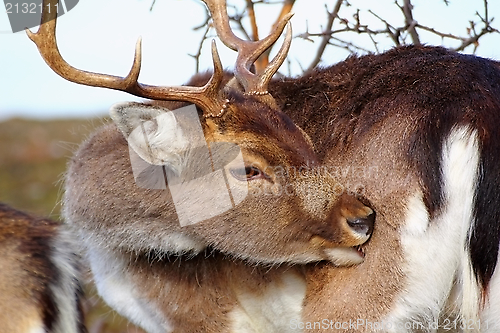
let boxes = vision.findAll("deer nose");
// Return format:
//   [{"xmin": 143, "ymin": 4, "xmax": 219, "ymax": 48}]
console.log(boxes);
[{"xmin": 346, "ymin": 211, "xmax": 375, "ymax": 236}]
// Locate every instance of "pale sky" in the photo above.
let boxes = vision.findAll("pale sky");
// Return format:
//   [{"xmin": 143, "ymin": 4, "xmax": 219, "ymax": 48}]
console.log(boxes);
[{"xmin": 1, "ymin": 0, "xmax": 499, "ymax": 120}]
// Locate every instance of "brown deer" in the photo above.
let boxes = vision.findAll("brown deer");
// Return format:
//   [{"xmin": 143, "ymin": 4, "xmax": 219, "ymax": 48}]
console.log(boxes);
[
  {"xmin": 27, "ymin": 0, "xmax": 375, "ymax": 332},
  {"xmin": 28, "ymin": 0, "xmax": 500, "ymax": 332},
  {"xmin": 0, "ymin": 203, "xmax": 85, "ymax": 333}
]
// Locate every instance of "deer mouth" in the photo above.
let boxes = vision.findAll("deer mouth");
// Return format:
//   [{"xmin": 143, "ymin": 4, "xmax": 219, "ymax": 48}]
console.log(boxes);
[
  {"xmin": 310, "ymin": 235, "xmax": 367, "ymax": 265},
  {"xmin": 323, "ymin": 245, "xmax": 366, "ymax": 266},
  {"xmin": 355, "ymin": 244, "xmax": 365, "ymax": 257}
]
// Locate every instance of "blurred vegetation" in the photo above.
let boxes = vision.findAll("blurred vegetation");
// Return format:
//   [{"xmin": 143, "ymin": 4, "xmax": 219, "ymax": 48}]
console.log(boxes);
[
  {"xmin": 0, "ymin": 117, "xmax": 145, "ymax": 333},
  {"xmin": 0, "ymin": 118, "xmax": 98, "ymax": 217}
]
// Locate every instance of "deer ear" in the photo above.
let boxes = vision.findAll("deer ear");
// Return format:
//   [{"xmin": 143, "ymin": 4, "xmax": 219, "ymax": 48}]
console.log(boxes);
[
  {"xmin": 110, "ymin": 102, "xmax": 166, "ymax": 139},
  {"xmin": 109, "ymin": 102, "xmax": 191, "ymax": 171}
]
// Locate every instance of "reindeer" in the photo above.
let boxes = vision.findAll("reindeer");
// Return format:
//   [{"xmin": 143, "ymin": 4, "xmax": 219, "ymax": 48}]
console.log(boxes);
[
  {"xmin": 28, "ymin": 0, "xmax": 500, "ymax": 332},
  {"xmin": 0, "ymin": 203, "xmax": 85, "ymax": 333}
]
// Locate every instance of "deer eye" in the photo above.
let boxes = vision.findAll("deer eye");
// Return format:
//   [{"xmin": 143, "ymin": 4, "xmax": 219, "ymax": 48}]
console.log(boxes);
[{"xmin": 230, "ymin": 166, "xmax": 264, "ymax": 181}]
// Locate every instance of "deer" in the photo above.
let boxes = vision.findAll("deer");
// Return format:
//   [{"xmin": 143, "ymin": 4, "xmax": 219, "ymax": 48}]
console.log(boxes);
[
  {"xmin": 27, "ymin": 0, "xmax": 500, "ymax": 332},
  {"xmin": 27, "ymin": 0, "xmax": 376, "ymax": 332},
  {"xmin": 0, "ymin": 203, "xmax": 85, "ymax": 333}
]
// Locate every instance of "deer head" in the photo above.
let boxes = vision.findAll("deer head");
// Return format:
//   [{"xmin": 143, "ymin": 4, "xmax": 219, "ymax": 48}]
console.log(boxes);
[{"xmin": 28, "ymin": 0, "xmax": 374, "ymax": 265}]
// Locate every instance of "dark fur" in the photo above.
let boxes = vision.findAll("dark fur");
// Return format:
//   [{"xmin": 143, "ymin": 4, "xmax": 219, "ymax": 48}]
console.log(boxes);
[
  {"xmin": 184, "ymin": 46, "xmax": 500, "ymax": 294},
  {"xmin": 268, "ymin": 45, "xmax": 500, "ymax": 295}
]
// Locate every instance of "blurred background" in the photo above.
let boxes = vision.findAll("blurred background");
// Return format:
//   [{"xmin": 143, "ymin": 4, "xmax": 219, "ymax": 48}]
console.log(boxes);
[{"xmin": 1, "ymin": 0, "xmax": 499, "ymax": 332}]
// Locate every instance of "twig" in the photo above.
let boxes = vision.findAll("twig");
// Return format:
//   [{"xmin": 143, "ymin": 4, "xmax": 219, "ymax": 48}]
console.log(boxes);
[
  {"xmin": 256, "ymin": 0, "xmax": 296, "ymax": 73},
  {"xmin": 367, "ymin": 9, "xmax": 402, "ymax": 45},
  {"xmin": 189, "ymin": 22, "xmax": 212, "ymax": 73},
  {"xmin": 415, "ymin": 0, "xmax": 498, "ymax": 52},
  {"xmin": 402, "ymin": 0, "xmax": 421, "ymax": 45},
  {"xmin": 182, "ymin": 0, "xmax": 499, "ymax": 75},
  {"xmin": 228, "ymin": 3, "xmax": 252, "ymax": 41},
  {"xmin": 305, "ymin": 0, "xmax": 343, "ymax": 73},
  {"xmin": 246, "ymin": 0, "xmax": 259, "ymax": 41}
]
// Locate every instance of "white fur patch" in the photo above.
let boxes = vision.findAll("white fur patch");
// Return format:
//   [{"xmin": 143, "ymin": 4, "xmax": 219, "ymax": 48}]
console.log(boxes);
[
  {"xmin": 87, "ymin": 245, "xmax": 173, "ymax": 333},
  {"xmin": 29, "ymin": 323, "xmax": 45, "ymax": 333},
  {"xmin": 230, "ymin": 271, "xmax": 306, "ymax": 333},
  {"xmin": 160, "ymin": 231, "xmax": 207, "ymax": 254},
  {"xmin": 383, "ymin": 126, "xmax": 481, "ymax": 332},
  {"xmin": 50, "ymin": 227, "xmax": 82, "ymax": 333},
  {"xmin": 324, "ymin": 247, "xmax": 364, "ymax": 266}
]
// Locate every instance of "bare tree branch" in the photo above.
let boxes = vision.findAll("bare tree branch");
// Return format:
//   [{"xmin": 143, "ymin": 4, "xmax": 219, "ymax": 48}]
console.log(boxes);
[
  {"xmin": 174, "ymin": 0, "xmax": 499, "ymax": 75},
  {"xmin": 415, "ymin": 0, "xmax": 498, "ymax": 52},
  {"xmin": 189, "ymin": 23, "xmax": 211, "ymax": 73},
  {"xmin": 305, "ymin": 0, "xmax": 343, "ymax": 73},
  {"xmin": 367, "ymin": 9, "xmax": 403, "ymax": 46},
  {"xmin": 227, "ymin": 3, "xmax": 253, "ymax": 41},
  {"xmin": 402, "ymin": 0, "xmax": 421, "ymax": 45},
  {"xmin": 246, "ymin": 0, "xmax": 259, "ymax": 41},
  {"xmin": 255, "ymin": 0, "xmax": 296, "ymax": 73}
]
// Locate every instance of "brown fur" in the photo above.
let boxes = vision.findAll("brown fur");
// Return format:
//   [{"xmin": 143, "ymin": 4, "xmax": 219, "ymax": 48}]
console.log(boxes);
[
  {"xmin": 120, "ymin": 251, "xmax": 306, "ymax": 333},
  {"xmin": 65, "ymin": 119, "xmax": 373, "ymax": 262},
  {"xmin": 0, "ymin": 203, "xmax": 85, "ymax": 333},
  {"xmin": 61, "ymin": 44, "xmax": 500, "ymax": 332},
  {"xmin": 61, "ymin": 64, "xmax": 381, "ymax": 333},
  {"xmin": 269, "ymin": 46, "xmax": 500, "ymax": 331},
  {"xmin": 28, "ymin": 0, "xmax": 500, "ymax": 330}
]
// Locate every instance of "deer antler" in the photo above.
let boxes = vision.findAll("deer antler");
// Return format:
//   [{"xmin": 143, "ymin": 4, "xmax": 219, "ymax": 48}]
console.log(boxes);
[
  {"xmin": 201, "ymin": 0, "xmax": 292, "ymax": 95},
  {"xmin": 26, "ymin": 0, "xmax": 228, "ymax": 117}
]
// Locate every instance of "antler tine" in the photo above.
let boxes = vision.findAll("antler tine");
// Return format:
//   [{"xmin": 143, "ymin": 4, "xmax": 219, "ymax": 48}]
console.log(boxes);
[
  {"xmin": 26, "ymin": 0, "xmax": 141, "ymax": 92},
  {"xmin": 201, "ymin": 0, "xmax": 293, "ymax": 94},
  {"xmin": 255, "ymin": 22, "xmax": 292, "ymax": 94},
  {"xmin": 27, "ymin": 0, "xmax": 226, "ymax": 117}
]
